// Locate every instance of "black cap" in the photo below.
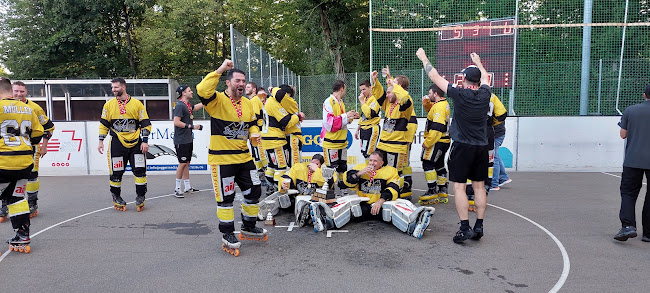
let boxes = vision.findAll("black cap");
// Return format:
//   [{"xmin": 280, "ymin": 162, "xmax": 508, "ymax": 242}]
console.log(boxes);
[
  {"xmin": 462, "ymin": 66, "xmax": 481, "ymax": 83},
  {"xmin": 176, "ymin": 85, "xmax": 189, "ymax": 98}
]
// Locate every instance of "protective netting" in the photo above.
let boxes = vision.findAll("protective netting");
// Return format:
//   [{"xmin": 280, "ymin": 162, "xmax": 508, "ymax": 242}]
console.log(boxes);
[
  {"xmin": 231, "ymin": 27, "xmax": 297, "ymax": 90},
  {"xmin": 370, "ymin": 0, "xmax": 650, "ymax": 116}
]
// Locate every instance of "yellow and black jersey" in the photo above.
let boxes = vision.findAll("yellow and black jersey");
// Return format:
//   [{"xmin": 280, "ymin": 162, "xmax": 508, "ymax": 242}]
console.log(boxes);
[
  {"xmin": 281, "ymin": 162, "xmax": 331, "ymax": 195},
  {"xmin": 196, "ymin": 71, "xmax": 260, "ymax": 165},
  {"xmin": 99, "ymin": 96, "xmax": 151, "ymax": 148},
  {"xmin": 250, "ymin": 95, "xmax": 265, "ymax": 131},
  {"xmin": 0, "ymin": 98, "xmax": 45, "ymax": 170},
  {"xmin": 373, "ymin": 82, "xmax": 414, "ymax": 154},
  {"xmin": 340, "ymin": 164, "xmax": 400, "ymax": 204},
  {"xmin": 262, "ymin": 95, "xmax": 299, "ymax": 149},
  {"xmin": 359, "ymin": 95, "xmax": 381, "ymax": 129},
  {"xmin": 24, "ymin": 99, "xmax": 54, "ymax": 136},
  {"xmin": 321, "ymin": 95, "xmax": 348, "ymax": 150},
  {"xmin": 490, "ymin": 94, "xmax": 507, "ymax": 127},
  {"xmin": 406, "ymin": 109, "xmax": 418, "ymax": 143},
  {"xmin": 281, "ymin": 95, "xmax": 302, "ymax": 137},
  {"xmin": 423, "ymin": 99, "xmax": 451, "ymax": 148}
]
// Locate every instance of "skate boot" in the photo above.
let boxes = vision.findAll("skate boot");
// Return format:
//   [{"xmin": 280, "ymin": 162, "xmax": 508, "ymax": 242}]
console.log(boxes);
[
  {"xmin": 468, "ymin": 200, "xmax": 476, "ymax": 212},
  {"xmin": 135, "ymin": 195, "xmax": 145, "ymax": 212},
  {"xmin": 239, "ymin": 226, "xmax": 269, "ymax": 241},
  {"xmin": 418, "ymin": 188, "xmax": 439, "ymax": 205},
  {"xmin": 453, "ymin": 227, "xmax": 475, "ymax": 244},
  {"xmin": 309, "ymin": 203, "xmax": 328, "ymax": 232},
  {"xmin": 437, "ymin": 186, "xmax": 449, "ymax": 204},
  {"xmin": 221, "ymin": 233, "xmax": 241, "ymax": 256},
  {"xmin": 295, "ymin": 201, "xmax": 312, "ymax": 227},
  {"xmin": 28, "ymin": 199, "xmax": 38, "ymax": 218},
  {"xmin": 112, "ymin": 194, "xmax": 126, "ymax": 211},
  {"xmin": 0, "ymin": 203, "xmax": 7, "ymax": 223},
  {"xmin": 411, "ymin": 208, "xmax": 434, "ymax": 239},
  {"xmin": 471, "ymin": 225, "xmax": 484, "ymax": 240},
  {"xmin": 7, "ymin": 229, "xmax": 31, "ymax": 253}
]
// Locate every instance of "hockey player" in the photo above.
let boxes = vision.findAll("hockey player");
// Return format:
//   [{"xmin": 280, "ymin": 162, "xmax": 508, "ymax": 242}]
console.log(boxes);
[
  {"xmin": 419, "ymin": 84, "xmax": 451, "ymax": 205},
  {"xmin": 2, "ymin": 81, "xmax": 54, "ymax": 218},
  {"xmin": 258, "ymin": 154, "xmax": 332, "ymax": 220},
  {"xmin": 354, "ymin": 79, "xmax": 381, "ymax": 163},
  {"xmin": 280, "ymin": 85, "xmax": 305, "ymax": 168},
  {"xmin": 466, "ymin": 93, "xmax": 507, "ymax": 211},
  {"xmin": 262, "ymin": 85, "xmax": 302, "ymax": 195},
  {"xmin": 98, "ymin": 78, "xmax": 152, "ymax": 212},
  {"xmin": 297, "ymin": 150, "xmax": 434, "ymax": 239},
  {"xmin": 0, "ymin": 77, "xmax": 44, "ymax": 252},
  {"xmin": 196, "ymin": 59, "xmax": 267, "ymax": 256},
  {"xmin": 249, "ymin": 86, "xmax": 269, "ymax": 187},
  {"xmin": 371, "ymin": 70, "xmax": 414, "ymax": 199}
]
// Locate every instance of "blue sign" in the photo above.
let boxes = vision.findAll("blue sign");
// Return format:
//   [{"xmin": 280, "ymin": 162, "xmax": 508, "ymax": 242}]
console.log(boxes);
[{"xmin": 301, "ymin": 127, "xmax": 353, "ymax": 152}]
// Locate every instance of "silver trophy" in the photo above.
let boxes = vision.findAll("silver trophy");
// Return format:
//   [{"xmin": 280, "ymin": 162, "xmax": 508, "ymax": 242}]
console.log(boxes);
[{"xmin": 313, "ymin": 166, "xmax": 336, "ymax": 204}]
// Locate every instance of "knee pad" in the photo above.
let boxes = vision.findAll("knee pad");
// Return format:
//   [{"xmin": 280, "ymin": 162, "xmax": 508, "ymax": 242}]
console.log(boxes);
[
  {"xmin": 216, "ymin": 203, "xmax": 235, "ymax": 222},
  {"xmin": 424, "ymin": 170, "xmax": 438, "ymax": 184},
  {"xmin": 241, "ymin": 198, "xmax": 259, "ymax": 221},
  {"xmin": 26, "ymin": 178, "xmax": 39, "ymax": 196},
  {"xmin": 381, "ymin": 199, "xmax": 420, "ymax": 233}
]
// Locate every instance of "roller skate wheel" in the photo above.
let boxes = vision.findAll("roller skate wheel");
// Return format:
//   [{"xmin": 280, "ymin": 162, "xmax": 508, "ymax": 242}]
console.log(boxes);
[
  {"xmin": 137, "ymin": 206, "xmax": 143, "ymax": 212},
  {"xmin": 0, "ymin": 217, "xmax": 6, "ymax": 223},
  {"xmin": 442, "ymin": 198, "xmax": 448, "ymax": 203},
  {"xmin": 433, "ymin": 198, "xmax": 439, "ymax": 204},
  {"xmin": 18, "ymin": 247, "xmax": 24, "ymax": 252},
  {"xmin": 238, "ymin": 233, "xmax": 245, "ymax": 240},
  {"xmin": 24, "ymin": 246, "xmax": 31, "ymax": 253},
  {"xmin": 262, "ymin": 235, "xmax": 268, "ymax": 241},
  {"xmin": 8, "ymin": 245, "xmax": 13, "ymax": 251},
  {"xmin": 233, "ymin": 249, "xmax": 240, "ymax": 257}
]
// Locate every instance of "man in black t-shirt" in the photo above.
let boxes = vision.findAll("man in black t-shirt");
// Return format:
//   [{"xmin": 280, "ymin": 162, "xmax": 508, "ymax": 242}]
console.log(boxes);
[
  {"xmin": 173, "ymin": 85, "xmax": 203, "ymax": 198},
  {"xmin": 417, "ymin": 48, "xmax": 491, "ymax": 244}
]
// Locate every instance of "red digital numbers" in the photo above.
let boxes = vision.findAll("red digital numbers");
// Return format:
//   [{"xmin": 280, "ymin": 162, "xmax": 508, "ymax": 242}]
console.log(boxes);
[
  {"xmin": 490, "ymin": 19, "xmax": 515, "ymax": 36},
  {"xmin": 440, "ymin": 25, "xmax": 463, "ymax": 40}
]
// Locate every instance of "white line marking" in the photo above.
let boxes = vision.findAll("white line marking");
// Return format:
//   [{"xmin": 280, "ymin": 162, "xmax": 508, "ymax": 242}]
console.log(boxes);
[
  {"xmin": 0, "ymin": 189, "xmax": 209, "ymax": 263},
  {"xmin": 275, "ymin": 222, "xmax": 296, "ymax": 231},
  {"xmin": 412, "ymin": 188, "xmax": 570, "ymax": 293},
  {"xmin": 601, "ymin": 172, "xmax": 646, "ymax": 185},
  {"xmin": 326, "ymin": 230, "xmax": 349, "ymax": 238}
]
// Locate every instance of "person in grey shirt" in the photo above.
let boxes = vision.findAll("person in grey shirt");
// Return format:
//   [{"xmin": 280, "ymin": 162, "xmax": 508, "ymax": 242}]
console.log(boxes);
[
  {"xmin": 173, "ymin": 85, "xmax": 203, "ymax": 198},
  {"xmin": 615, "ymin": 83, "xmax": 650, "ymax": 242}
]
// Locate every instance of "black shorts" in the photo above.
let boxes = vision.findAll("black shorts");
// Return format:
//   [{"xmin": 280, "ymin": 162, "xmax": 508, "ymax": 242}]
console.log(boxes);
[
  {"xmin": 448, "ymin": 142, "xmax": 488, "ymax": 183},
  {"xmin": 175, "ymin": 143, "xmax": 193, "ymax": 163}
]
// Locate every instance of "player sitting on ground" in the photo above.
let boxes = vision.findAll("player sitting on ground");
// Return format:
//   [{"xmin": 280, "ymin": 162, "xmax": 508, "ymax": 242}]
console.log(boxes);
[
  {"xmin": 258, "ymin": 154, "xmax": 333, "ymax": 220},
  {"xmin": 295, "ymin": 150, "xmax": 435, "ymax": 239}
]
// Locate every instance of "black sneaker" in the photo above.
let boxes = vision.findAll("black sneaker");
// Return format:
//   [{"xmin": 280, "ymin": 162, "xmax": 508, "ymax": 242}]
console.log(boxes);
[
  {"xmin": 614, "ymin": 226, "xmax": 637, "ymax": 241},
  {"xmin": 642, "ymin": 235, "xmax": 650, "ymax": 242},
  {"xmin": 471, "ymin": 225, "xmax": 484, "ymax": 240},
  {"xmin": 453, "ymin": 228, "xmax": 475, "ymax": 243},
  {"xmin": 185, "ymin": 187, "xmax": 200, "ymax": 193}
]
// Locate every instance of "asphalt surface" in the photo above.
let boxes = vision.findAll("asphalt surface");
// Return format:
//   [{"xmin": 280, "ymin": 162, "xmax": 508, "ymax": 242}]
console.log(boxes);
[{"xmin": 0, "ymin": 171, "xmax": 648, "ymax": 292}]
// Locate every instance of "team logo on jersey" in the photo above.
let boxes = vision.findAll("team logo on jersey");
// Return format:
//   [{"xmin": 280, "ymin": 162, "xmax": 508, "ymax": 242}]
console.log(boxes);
[
  {"xmin": 383, "ymin": 119, "xmax": 396, "ymax": 132},
  {"xmin": 278, "ymin": 108, "xmax": 288, "ymax": 115},
  {"xmin": 222, "ymin": 176, "xmax": 236, "ymax": 195},
  {"xmin": 112, "ymin": 119, "xmax": 137, "ymax": 132},
  {"xmin": 296, "ymin": 181, "xmax": 316, "ymax": 195},
  {"xmin": 223, "ymin": 122, "xmax": 250, "ymax": 140},
  {"xmin": 112, "ymin": 158, "xmax": 124, "ymax": 171},
  {"xmin": 360, "ymin": 179, "xmax": 382, "ymax": 194}
]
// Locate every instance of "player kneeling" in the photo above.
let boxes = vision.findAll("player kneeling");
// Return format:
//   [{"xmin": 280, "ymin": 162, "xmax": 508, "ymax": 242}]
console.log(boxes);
[{"xmin": 295, "ymin": 150, "xmax": 435, "ymax": 239}]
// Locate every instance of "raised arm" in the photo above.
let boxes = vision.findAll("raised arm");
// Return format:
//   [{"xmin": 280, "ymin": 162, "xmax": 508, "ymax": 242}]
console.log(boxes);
[
  {"xmin": 470, "ymin": 52, "xmax": 490, "ymax": 87},
  {"xmin": 416, "ymin": 48, "xmax": 449, "ymax": 93}
]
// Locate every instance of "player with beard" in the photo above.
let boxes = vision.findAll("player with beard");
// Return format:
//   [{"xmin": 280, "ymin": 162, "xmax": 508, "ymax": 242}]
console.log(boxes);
[
  {"xmin": 196, "ymin": 59, "xmax": 266, "ymax": 256},
  {"xmin": 98, "ymin": 78, "xmax": 152, "ymax": 212}
]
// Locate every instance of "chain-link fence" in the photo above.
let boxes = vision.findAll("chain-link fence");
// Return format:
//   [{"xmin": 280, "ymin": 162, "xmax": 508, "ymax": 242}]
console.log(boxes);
[
  {"xmin": 230, "ymin": 25, "xmax": 297, "ymax": 89},
  {"xmin": 370, "ymin": 0, "xmax": 650, "ymax": 116}
]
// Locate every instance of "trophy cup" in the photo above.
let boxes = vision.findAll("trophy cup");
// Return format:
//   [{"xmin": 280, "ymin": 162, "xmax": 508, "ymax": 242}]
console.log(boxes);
[{"xmin": 312, "ymin": 166, "xmax": 337, "ymax": 204}]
